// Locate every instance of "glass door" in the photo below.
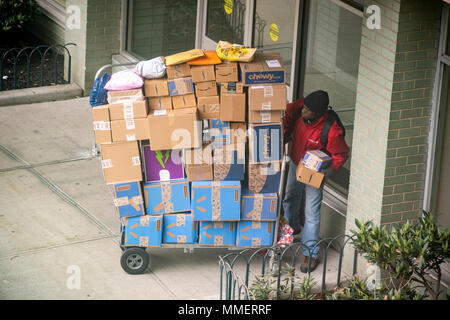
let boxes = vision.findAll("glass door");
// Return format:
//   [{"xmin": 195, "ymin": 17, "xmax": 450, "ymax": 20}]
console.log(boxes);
[{"xmin": 197, "ymin": 0, "xmax": 301, "ymax": 102}]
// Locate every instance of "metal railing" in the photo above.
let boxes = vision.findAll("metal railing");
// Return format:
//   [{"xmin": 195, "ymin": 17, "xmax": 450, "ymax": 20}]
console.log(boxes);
[
  {"xmin": 0, "ymin": 43, "xmax": 75, "ymax": 91},
  {"xmin": 219, "ymin": 233, "xmax": 359, "ymax": 300}
]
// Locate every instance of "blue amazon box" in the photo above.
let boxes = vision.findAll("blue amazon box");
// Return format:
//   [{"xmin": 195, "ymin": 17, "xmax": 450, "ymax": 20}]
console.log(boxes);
[
  {"xmin": 302, "ymin": 150, "xmax": 332, "ymax": 171},
  {"xmin": 199, "ymin": 221, "xmax": 237, "ymax": 246},
  {"xmin": 168, "ymin": 77, "xmax": 194, "ymax": 96},
  {"xmin": 124, "ymin": 215, "xmax": 163, "ymax": 247},
  {"xmin": 163, "ymin": 213, "xmax": 198, "ymax": 244},
  {"xmin": 241, "ymin": 192, "xmax": 278, "ymax": 221},
  {"xmin": 191, "ymin": 181, "xmax": 241, "ymax": 221},
  {"xmin": 236, "ymin": 220, "xmax": 275, "ymax": 248},
  {"xmin": 113, "ymin": 181, "xmax": 145, "ymax": 218},
  {"xmin": 209, "ymin": 118, "xmax": 229, "ymax": 144},
  {"xmin": 212, "ymin": 142, "xmax": 245, "ymax": 181},
  {"xmin": 248, "ymin": 123, "xmax": 282, "ymax": 163},
  {"xmin": 143, "ymin": 179, "xmax": 190, "ymax": 214},
  {"xmin": 247, "ymin": 160, "xmax": 281, "ymax": 194}
]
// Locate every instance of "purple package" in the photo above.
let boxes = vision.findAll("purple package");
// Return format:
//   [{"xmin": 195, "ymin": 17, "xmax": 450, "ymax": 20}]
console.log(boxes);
[{"xmin": 142, "ymin": 145, "xmax": 185, "ymax": 182}]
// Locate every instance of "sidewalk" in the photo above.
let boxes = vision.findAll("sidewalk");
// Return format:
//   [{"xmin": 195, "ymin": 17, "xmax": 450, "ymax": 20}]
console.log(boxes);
[
  {"xmin": 0, "ymin": 97, "xmax": 229, "ymax": 299},
  {"xmin": 0, "ymin": 97, "xmax": 344, "ymax": 300}
]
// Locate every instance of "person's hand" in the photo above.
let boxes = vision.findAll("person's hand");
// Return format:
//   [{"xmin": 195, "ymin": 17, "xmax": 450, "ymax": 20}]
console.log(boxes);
[{"xmin": 321, "ymin": 167, "xmax": 333, "ymax": 179}]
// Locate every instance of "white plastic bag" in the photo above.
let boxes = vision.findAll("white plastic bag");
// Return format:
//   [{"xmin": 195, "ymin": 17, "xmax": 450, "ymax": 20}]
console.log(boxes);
[{"xmin": 135, "ymin": 56, "xmax": 166, "ymax": 79}]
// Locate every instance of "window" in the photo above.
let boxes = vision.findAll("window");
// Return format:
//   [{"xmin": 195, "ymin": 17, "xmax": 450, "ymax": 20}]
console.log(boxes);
[
  {"xmin": 206, "ymin": 0, "xmax": 246, "ymax": 44},
  {"xmin": 251, "ymin": 0, "xmax": 297, "ymax": 86},
  {"xmin": 126, "ymin": 0, "xmax": 197, "ymax": 59},
  {"xmin": 303, "ymin": 0, "xmax": 363, "ymax": 195}
]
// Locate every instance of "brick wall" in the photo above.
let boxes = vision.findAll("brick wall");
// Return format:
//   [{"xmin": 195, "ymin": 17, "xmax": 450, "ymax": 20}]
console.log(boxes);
[
  {"xmin": 343, "ymin": 0, "xmax": 442, "ymax": 277},
  {"xmin": 382, "ymin": 0, "xmax": 442, "ymax": 227}
]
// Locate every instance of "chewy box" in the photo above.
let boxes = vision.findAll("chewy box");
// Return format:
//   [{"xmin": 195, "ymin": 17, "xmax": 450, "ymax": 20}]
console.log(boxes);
[
  {"xmin": 198, "ymin": 221, "xmax": 236, "ymax": 246},
  {"xmin": 191, "ymin": 181, "xmax": 241, "ymax": 221},
  {"xmin": 241, "ymin": 192, "xmax": 278, "ymax": 221},
  {"xmin": 143, "ymin": 179, "xmax": 191, "ymax": 214},
  {"xmin": 113, "ymin": 181, "xmax": 145, "ymax": 218},
  {"xmin": 236, "ymin": 220, "xmax": 275, "ymax": 248},
  {"xmin": 123, "ymin": 215, "xmax": 163, "ymax": 247},
  {"xmin": 163, "ymin": 213, "xmax": 198, "ymax": 244},
  {"xmin": 249, "ymin": 123, "xmax": 283, "ymax": 163}
]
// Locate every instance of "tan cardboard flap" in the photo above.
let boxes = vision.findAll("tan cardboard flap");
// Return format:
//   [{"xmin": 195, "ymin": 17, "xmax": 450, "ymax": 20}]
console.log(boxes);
[
  {"xmin": 107, "ymin": 89, "xmax": 144, "ymax": 104},
  {"xmin": 248, "ymin": 84, "xmax": 287, "ymax": 111},
  {"xmin": 100, "ymin": 141, "xmax": 142, "ymax": 184},
  {"xmin": 172, "ymin": 93, "xmax": 197, "ymax": 109},
  {"xmin": 215, "ymin": 62, "xmax": 238, "ymax": 83},
  {"xmin": 166, "ymin": 64, "xmax": 191, "ymax": 79},
  {"xmin": 148, "ymin": 96, "xmax": 172, "ymax": 110},
  {"xmin": 197, "ymin": 96, "xmax": 220, "ymax": 119},
  {"xmin": 195, "ymin": 81, "xmax": 218, "ymax": 97},
  {"xmin": 190, "ymin": 65, "xmax": 215, "ymax": 83},
  {"xmin": 108, "ymin": 100, "xmax": 149, "ymax": 120},
  {"xmin": 144, "ymin": 78, "xmax": 169, "ymax": 97},
  {"xmin": 295, "ymin": 163, "xmax": 324, "ymax": 189}
]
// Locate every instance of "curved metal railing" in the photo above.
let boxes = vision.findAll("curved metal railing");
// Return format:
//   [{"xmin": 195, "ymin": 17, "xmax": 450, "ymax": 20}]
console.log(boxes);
[
  {"xmin": 0, "ymin": 43, "xmax": 76, "ymax": 91},
  {"xmin": 219, "ymin": 234, "xmax": 359, "ymax": 300}
]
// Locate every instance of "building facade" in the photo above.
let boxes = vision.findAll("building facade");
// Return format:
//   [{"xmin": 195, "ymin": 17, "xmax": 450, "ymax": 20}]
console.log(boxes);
[{"xmin": 31, "ymin": 0, "xmax": 450, "ymax": 277}]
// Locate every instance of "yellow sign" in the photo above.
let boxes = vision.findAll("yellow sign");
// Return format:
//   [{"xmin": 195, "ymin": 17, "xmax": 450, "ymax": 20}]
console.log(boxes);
[
  {"xmin": 224, "ymin": 0, "xmax": 233, "ymax": 15},
  {"xmin": 269, "ymin": 23, "xmax": 279, "ymax": 42}
]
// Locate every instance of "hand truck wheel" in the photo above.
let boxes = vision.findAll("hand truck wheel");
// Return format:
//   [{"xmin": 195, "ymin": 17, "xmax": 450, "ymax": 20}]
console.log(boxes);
[{"xmin": 120, "ymin": 247, "xmax": 150, "ymax": 275}]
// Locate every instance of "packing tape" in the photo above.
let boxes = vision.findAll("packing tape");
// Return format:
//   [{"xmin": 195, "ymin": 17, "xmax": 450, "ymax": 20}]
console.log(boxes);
[
  {"xmin": 177, "ymin": 235, "xmax": 187, "ymax": 243},
  {"xmin": 131, "ymin": 156, "xmax": 141, "ymax": 166},
  {"xmin": 140, "ymin": 215, "xmax": 150, "ymax": 227},
  {"xmin": 211, "ymin": 182, "xmax": 221, "ymax": 221},
  {"xmin": 260, "ymin": 112, "xmax": 271, "ymax": 123},
  {"xmin": 126, "ymin": 133, "xmax": 136, "ymax": 141},
  {"xmin": 176, "ymin": 214, "xmax": 186, "ymax": 227},
  {"xmin": 123, "ymin": 102, "xmax": 134, "ymax": 120},
  {"xmin": 252, "ymin": 194, "xmax": 263, "ymax": 220},
  {"xmin": 161, "ymin": 181, "xmax": 174, "ymax": 213},
  {"xmin": 214, "ymin": 235, "xmax": 224, "ymax": 246},
  {"xmin": 261, "ymin": 102, "xmax": 272, "ymax": 111},
  {"xmin": 139, "ymin": 236, "xmax": 149, "ymax": 247},
  {"xmin": 252, "ymin": 238, "xmax": 261, "ymax": 247},
  {"xmin": 263, "ymin": 86, "xmax": 273, "ymax": 97},
  {"xmin": 93, "ymin": 121, "xmax": 111, "ymax": 131},
  {"xmin": 113, "ymin": 197, "xmax": 129, "ymax": 207},
  {"xmin": 252, "ymin": 221, "xmax": 261, "ymax": 230},
  {"xmin": 126, "ymin": 118, "xmax": 135, "ymax": 130},
  {"xmin": 101, "ymin": 159, "xmax": 113, "ymax": 169}
]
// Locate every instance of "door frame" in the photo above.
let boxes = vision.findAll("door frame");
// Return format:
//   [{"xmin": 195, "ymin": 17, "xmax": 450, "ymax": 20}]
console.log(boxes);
[
  {"xmin": 195, "ymin": 0, "xmax": 302, "ymax": 103},
  {"xmin": 424, "ymin": 3, "xmax": 450, "ymax": 213}
]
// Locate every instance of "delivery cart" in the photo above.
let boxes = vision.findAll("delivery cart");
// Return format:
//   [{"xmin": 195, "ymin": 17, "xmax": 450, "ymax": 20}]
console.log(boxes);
[{"xmin": 93, "ymin": 63, "xmax": 288, "ymax": 275}]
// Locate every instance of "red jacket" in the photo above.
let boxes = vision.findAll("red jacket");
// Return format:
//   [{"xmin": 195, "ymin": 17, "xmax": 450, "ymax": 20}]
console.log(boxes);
[{"xmin": 284, "ymin": 98, "xmax": 349, "ymax": 171}]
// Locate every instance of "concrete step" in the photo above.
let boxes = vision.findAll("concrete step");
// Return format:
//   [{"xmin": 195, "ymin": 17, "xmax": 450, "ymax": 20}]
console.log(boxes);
[{"xmin": 0, "ymin": 83, "xmax": 83, "ymax": 107}]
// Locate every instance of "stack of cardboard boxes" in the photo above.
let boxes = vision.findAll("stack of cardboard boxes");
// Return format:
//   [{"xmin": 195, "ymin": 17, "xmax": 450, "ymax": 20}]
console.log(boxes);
[{"xmin": 92, "ymin": 51, "xmax": 287, "ymax": 249}]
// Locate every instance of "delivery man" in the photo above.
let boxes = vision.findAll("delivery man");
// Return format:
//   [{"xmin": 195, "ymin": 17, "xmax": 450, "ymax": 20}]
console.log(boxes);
[{"xmin": 282, "ymin": 90, "xmax": 349, "ymax": 273}]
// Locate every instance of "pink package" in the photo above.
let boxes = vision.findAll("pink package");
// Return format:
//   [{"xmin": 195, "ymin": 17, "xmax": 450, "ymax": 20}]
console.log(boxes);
[{"xmin": 104, "ymin": 69, "xmax": 144, "ymax": 91}]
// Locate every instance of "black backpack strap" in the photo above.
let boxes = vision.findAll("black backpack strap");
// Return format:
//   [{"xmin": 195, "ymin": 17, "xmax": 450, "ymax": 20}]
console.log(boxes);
[{"xmin": 321, "ymin": 107, "xmax": 345, "ymax": 148}]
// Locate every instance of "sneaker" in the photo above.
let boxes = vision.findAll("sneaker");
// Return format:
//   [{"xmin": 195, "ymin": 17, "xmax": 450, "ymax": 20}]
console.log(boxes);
[{"xmin": 299, "ymin": 256, "xmax": 320, "ymax": 273}]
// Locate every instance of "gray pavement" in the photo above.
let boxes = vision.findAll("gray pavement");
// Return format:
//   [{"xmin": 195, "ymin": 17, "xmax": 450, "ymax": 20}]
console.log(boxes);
[{"xmin": 0, "ymin": 97, "xmax": 343, "ymax": 300}]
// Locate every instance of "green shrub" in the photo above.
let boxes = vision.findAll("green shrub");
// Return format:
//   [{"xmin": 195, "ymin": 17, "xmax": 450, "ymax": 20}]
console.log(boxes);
[
  {"xmin": 0, "ymin": 0, "xmax": 41, "ymax": 33},
  {"xmin": 351, "ymin": 211, "xmax": 449, "ymax": 300}
]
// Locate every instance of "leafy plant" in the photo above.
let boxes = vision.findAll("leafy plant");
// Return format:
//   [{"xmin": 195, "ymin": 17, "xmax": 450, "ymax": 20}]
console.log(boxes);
[
  {"xmin": 325, "ymin": 275, "xmax": 423, "ymax": 300},
  {"xmin": 248, "ymin": 263, "xmax": 317, "ymax": 300},
  {"xmin": 351, "ymin": 211, "xmax": 449, "ymax": 300},
  {"xmin": 0, "ymin": 0, "xmax": 41, "ymax": 33}
]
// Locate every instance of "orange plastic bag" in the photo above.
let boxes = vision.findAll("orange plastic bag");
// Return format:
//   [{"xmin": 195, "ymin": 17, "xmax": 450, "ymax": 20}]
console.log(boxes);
[{"xmin": 187, "ymin": 50, "xmax": 222, "ymax": 65}]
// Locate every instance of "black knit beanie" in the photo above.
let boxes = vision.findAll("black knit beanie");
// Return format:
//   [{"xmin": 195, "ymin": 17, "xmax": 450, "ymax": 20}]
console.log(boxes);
[{"xmin": 304, "ymin": 90, "xmax": 329, "ymax": 115}]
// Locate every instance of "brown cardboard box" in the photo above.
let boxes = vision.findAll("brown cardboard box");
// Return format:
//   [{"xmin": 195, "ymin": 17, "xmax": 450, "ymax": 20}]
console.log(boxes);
[
  {"xmin": 147, "ymin": 108, "xmax": 201, "ymax": 150},
  {"xmin": 92, "ymin": 106, "xmax": 112, "ymax": 144},
  {"xmin": 220, "ymin": 92, "xmax": 246, "ymax": 122},
  {"xmin": 197, "ymin": 96, "xmax": 220, "ymax": 119},
  {"xmin": 239, "ymin": 53, "xmax": 286, "ymax": 86},
  {"xmin": 172, "ymin": 93, "xmax": 197, "ymax": 109},
  {"xmin": 190, "ymin": 65, "xmax": 215, "ymax": 83},
  {"xmin": 108, "ymin": 100, "xmax": 149, "ymax": 120},
  {"xmin": 100, "ymin": 141, "xmax": 142, "ymax": 184},
  {"xmin": 111, "ymin": 118, "xmax": 149, "ymax": 142},
  {"xmin": 215, "ymin": 62, "xmax": 238, "ymax": 83},
  {"xmin": 107, "ymin": 89, "xmax": 144, "ymax": 104},
  {"xmin": 248, "ymin": 110, "xmax": 283, "ymax": 123},
  {"xmin": 167, "ymin": 77, "xmax": 194, "ymax": 96},
  {"xmin": 183, "ymin": 143, "xmax": 213, "ymax": 181},
  {"xmin": 248, "ymin": 84, "xmax": 287, "ymax": 111},
  {"xmin": 295, "ymin": 162, "xmax": 324, "ymax": 189},
  {"xmin": 148, "ymin": 96, "xmax": 172, "ymax": 110},
  {"xmin": 166, "ymin": 63, "xmax": 191, "ymax": 79},
  {"xmin": 195, "ymin": 81, "xmax": 218, "ymax": 97},
  {"xmin": 144, "ymin": 78, "xmax": 169, "ymax": 97},
  {"xmin": 220, "ymin": 82, "xmax": 244, "ymax": 94}
]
